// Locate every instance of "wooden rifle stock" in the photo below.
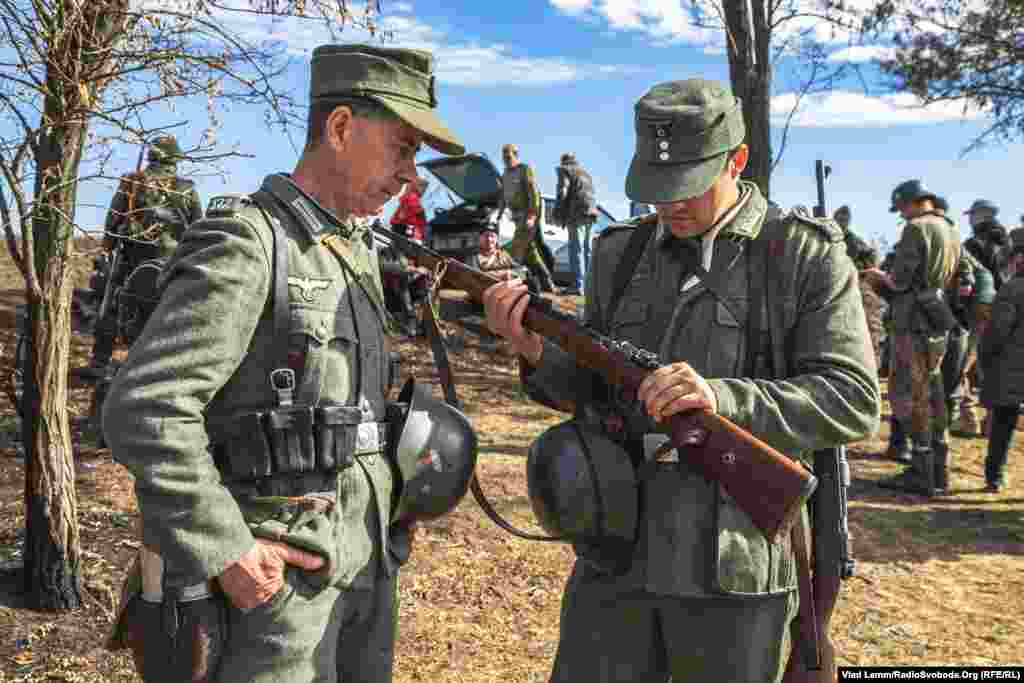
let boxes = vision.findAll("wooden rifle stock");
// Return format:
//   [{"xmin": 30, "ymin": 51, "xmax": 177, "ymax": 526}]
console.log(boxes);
[{"xmin": 377, "ymin": 228, "xmax": 818, "ymax": 542}]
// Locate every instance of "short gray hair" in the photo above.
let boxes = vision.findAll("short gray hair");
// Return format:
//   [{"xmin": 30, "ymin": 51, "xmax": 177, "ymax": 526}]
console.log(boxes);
[{"xmin": 306, "ymin": 97, "xmax": 397, "ymax": 148}]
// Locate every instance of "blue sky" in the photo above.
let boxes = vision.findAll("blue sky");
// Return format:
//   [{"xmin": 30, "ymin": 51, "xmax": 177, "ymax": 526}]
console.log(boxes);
[{"xmin": 64, "ymin": 0, "xmax": 1024, "ymax": 251}]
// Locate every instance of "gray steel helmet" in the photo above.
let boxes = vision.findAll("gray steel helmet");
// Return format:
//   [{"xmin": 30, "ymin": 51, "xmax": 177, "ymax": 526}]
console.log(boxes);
[
  {"xmin": 889, "ymin": 179, "xmax": 938, "ymax": 212},
  {"xmin": 526, "ymin": 420, "xmax": 638, "ymax": 550},
  {"xmin": 387, "ymin": 378, "xmax": 478, "ymax": 524},
  {"xmin": 965, "ymin": 199, "xmax": 999, "ymax": 216}
]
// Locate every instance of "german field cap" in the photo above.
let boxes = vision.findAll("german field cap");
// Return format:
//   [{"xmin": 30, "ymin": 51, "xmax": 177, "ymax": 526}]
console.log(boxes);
[
  {"xmin": 625, "ymin": 79, "xmax": 745, "ymax": 204},
  {"xmin": 310, "ymin": 44, "xmax": 464, "ymax": 156}
]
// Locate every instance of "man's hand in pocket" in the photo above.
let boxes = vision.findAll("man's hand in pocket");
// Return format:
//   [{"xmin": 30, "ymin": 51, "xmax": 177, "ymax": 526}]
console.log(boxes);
[{"xmin": 218, "ymin": 539, "xmax": 324, "ymax": 610}]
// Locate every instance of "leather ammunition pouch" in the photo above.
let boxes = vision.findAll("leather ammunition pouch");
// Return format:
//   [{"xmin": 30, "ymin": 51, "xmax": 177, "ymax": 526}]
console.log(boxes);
[
  {"xmin": 107, "ymin": 550, "xmax": 227, "ymax": 683},
  {"xmin": 209, "ymin": 405, "xmax": 390, "ymax": 483},
  {"xmin": 915, "ymin": 288, "xmax": 958, "ymax": 334}
]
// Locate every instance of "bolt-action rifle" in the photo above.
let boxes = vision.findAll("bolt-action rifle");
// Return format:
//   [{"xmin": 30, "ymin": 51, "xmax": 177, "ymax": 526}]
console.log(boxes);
[{"xmin": 374, "ymin": 225, "xmax": 817, "ymax": 543}]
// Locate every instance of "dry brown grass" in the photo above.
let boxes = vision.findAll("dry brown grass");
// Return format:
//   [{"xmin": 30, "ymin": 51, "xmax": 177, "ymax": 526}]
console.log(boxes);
[{"xmin": 0, "ymin": 242, "xmax": 1021, "ymax": 681}]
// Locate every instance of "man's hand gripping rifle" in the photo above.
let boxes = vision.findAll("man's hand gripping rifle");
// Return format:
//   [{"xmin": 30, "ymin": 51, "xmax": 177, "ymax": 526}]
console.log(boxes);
[{"xmin": 374, "ymin": 226, "xmax": 817, "ymax": 542}]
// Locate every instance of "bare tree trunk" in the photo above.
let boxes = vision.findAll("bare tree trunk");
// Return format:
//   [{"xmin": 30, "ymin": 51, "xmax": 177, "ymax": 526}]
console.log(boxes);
[
  {"xmin": 21, "ymin": 99, "xmax": 86, "ymax": 612},
  {"xmin": 723, "ymin": 0, "xmax": 773, "ymax": 199}
]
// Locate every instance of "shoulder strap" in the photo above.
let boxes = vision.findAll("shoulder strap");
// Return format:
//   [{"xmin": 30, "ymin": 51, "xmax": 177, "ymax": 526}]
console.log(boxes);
[
  {"xmin": 248, "ymin": 191, "xmax": 291, "ymax": 373},
  {"xmin": 606, "ymin": 221, "xmax": 657, "ymax": 329}
]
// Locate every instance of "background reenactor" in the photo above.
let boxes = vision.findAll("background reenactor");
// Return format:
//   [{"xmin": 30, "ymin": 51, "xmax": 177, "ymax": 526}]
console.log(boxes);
[
  {"xmin": 979, "ymin": 243, "xmax": 1024, "ymax": 492},
  {"xmin": 1009, "ymin": 214, "xmax": 1024, "ymax": 248},
  {"xmin": 553, "ymin": 151, "xmax": 598, "ymax": 295},
  {"xmin": 875, "ymin": 180, "xmax": 960, "ymax": 497},
  {"xmin": 833, "ymin": 204, "xmax": 877, "ymax": 269},
  {"xmin": 87, "ymin": 134, "xmax": 202, "ymax": 374},
  {"xmin": 948, "ymin": 251, "xmax": 995, "ymax": 437},
  {"xmin": 964, "ymin": 199, "xmax": 1010, "ymax": 290},
  {"xmin": 468, "ymin": 224, "xmax": 521, "ymax": 280},
  {"xmin": 103, "ymin": 44, "xmax": 465, "ymax": 682},
  {"xmin": 500, "ymin": 143, "xmax": 557, "ymax": 293},
  {"xmin": 483, "ymin": 78, "xmax": 878, "ymax": 682}
]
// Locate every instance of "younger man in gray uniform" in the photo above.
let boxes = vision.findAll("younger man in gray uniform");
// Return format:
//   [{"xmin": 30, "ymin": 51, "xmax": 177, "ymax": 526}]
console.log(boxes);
[
  {"xmin": 103, "ymin": 45, "xmax": 464, "ymax": 682},
  {"xmin": 483, "ymin": 79, "xmax": 879, "ymax": 683}
]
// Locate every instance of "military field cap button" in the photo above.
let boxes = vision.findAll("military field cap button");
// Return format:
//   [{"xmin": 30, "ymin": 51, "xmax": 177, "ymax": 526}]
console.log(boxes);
[{"xmin": 625, "ymin": 78, "xmax": 746, "ymax": 204}]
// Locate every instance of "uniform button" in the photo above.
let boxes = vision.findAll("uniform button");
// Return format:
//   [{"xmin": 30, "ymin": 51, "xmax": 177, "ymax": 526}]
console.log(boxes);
[
  {"xmin": 659, "ymin": 141, "xmax": 670, "ymax": 150},
  {"xmin": 659, "ymin": 152, "xmax": 670, "ymax": 161}
]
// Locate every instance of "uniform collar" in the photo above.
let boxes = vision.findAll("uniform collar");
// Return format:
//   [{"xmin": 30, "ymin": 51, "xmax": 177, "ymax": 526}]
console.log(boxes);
[
  {"xmin": 656, "ymin": 181, "xmax": 766, "ymax": 280},
  {"xmin": 259, "ymin": 173, "xmax": 368, "ymax": 242}
]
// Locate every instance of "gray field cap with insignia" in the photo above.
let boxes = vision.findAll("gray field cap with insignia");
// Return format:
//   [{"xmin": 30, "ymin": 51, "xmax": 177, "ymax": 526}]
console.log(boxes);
[
  {"xmin": 310, "ymin": 44, "xmax": 464, "ymax": 156},
  {"xmin": 625, "ymin": 79, "xmax": 745, "ymax": 204}
]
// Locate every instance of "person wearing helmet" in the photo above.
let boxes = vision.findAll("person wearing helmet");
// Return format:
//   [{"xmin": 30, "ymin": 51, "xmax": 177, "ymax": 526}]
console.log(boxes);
[
  {"xmin": 102, "ymin": 45, "xmax": 467, "ymax": 682},
  {"xmin": 483, "ymin": 78, "xmax": 879, "ymax": 683},
  {"xmin": 964, "ymin": 198, "xmax": 1010, "ymax": 290},
  {"xmin": 871, "ymin": 180, "xmax": 961, "ymax": 497},
  {"xmin": 85, "ymin": 134, "xmax": 204, "ymax": 375}
]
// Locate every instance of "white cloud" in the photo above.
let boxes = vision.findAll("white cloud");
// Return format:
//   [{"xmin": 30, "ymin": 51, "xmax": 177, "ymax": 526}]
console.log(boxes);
[
  {"xmin": 827, "ymin": 45, "xmax": 896, "ymax": 63},
  {"xmin": 550, "ymin": 0, "xmax": 591, "ymax": 14},
  {"xmin": 771, "ymin": 90, "xmax": 989, "ymax": 128},
  {"xmin": 549, "ymin": 0, "xmax": 721, "ymax": 47},
  {"xmin": 220, "ymin": 11, "xmax": 644, "ymax": 87}
]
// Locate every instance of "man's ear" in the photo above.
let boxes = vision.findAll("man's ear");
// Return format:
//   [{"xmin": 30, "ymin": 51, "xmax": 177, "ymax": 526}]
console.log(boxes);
[{"xmin": 325, "ymin": 105, "xmax": 355, "ymax": 152}]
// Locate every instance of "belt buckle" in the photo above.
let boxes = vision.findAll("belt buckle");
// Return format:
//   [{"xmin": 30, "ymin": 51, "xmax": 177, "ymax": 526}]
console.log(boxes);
[
  {"xmin": 355, "ymin": 422, "xmax": 380, "ymax": 454},
  {"xmin": 644, "ymin": 433, "xmax": 678, "ymax": 464}
]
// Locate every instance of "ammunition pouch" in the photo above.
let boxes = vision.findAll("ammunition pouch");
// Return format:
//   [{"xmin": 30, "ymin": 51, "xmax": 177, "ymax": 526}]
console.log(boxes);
[
  {"xmin": 210, "ymin": 405, "xmax": 389, "ymax": 483},
  {"xmin": 107, "ymin": 552, "xmax": 227, "ymax": 683},
  {"xmin": 915, "ymin": 288, "xmax": 958, "ymax": 334}
]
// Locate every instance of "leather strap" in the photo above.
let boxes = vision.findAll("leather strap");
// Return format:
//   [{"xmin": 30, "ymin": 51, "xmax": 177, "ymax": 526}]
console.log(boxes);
[
  {"xmin": 605, "ymin": 219, "xmax": 657, "ymax": 331},
  {"xmin": 791, "ymin": 513, "xmax": 822, "ymax": 671},
  {"xmin": 249, "ymin": 191, "xmax": 291, "ymax": 373},
  {"xmin": 419, "ymin": 273, "xmax": 562, "ymax": 542}
]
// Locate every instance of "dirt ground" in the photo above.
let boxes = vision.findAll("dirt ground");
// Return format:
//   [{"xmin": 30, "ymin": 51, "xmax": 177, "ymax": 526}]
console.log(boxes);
[{"xmin": 0, "ymin": 240, "xmax": 1021, "ymax": 682}]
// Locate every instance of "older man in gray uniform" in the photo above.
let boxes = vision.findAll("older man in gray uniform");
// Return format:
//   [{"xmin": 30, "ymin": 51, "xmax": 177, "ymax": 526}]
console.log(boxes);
[
  {"xmin": 103, "ymin": 45, "xmax": 464, "ymax": 682},
  {"xmin": 483, "ymin": 79, "xmax": 879, "ymax": 683}
]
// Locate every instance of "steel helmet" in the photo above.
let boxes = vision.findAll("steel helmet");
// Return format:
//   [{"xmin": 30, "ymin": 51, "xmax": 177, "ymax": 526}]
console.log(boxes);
[
  {"xmin": 889, "ymin": 179, "xmax": 938, "ymax": 212},
  {"xmin": 526, "ymin": 420, "xmax": 639, "ymax": 551},
  {"xmin": 387, "ymin": 378, "xmax": 478, "ymax": 524}
]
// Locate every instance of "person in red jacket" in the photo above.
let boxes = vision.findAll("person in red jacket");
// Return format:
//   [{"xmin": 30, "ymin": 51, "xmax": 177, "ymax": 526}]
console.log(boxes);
[{"xmin": 390, "ymin": 176, "xmax": 429, "ymax": 242}]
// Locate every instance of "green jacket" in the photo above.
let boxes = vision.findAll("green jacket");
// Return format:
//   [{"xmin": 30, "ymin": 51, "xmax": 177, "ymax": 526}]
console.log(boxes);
[
  {"xmin": 887, "ymin": 210, "xmax": 960, "ymax": 334},
  {"xmin": 103, "ymin": 174, "xmax": 397, "ymax": 591},
  {"xmin": 104, "ymin": 162, "xmax": 203, "ymax": 258},
  {"xmin": 522, "ymin": 183, "xmax": 879, "ymax": 597}
]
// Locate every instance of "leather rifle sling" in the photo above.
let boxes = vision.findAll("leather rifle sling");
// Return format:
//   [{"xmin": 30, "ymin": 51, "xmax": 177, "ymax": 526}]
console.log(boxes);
[{"xmin": 418, "ymin": 264, "xmax": 563, "ymax": 542}]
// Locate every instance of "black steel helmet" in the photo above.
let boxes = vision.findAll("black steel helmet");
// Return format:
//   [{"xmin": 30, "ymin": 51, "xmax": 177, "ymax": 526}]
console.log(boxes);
[
  {"xmin": 526, "ymin": 420, "xmax": 638, "ymax": 550},
  {"xmin": 387, "ymin": 379, "xmax": 478, "ymax": 524},
  {"xmin": 889, "ymin": 179, "xmax": 938, "ymax": 213}
]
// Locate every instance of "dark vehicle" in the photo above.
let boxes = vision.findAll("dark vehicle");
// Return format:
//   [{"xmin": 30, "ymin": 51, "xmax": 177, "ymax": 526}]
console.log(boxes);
[
  {"xmin": 418, "ymin": 154, "xmax": 504, "ymax": 262},
  {"xmin": 418, "ymin": 154, "xmax": 617, "ymax": 266}
]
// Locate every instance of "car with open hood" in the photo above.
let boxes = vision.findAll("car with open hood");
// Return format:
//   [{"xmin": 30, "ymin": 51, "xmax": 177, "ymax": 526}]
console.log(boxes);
[{"xmin": 418, "ymin": 154, "xmax": 617, "ymax": 266}]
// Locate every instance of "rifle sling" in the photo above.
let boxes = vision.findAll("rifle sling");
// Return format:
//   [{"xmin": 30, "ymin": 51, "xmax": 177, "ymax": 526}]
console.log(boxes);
[
  {"xmin": 791, "ymin": 515, "xmax": 822, "ymax": 671},
  {"xmin": 419, "ymin": 282, "xmax": 564, "ymax": 542}
]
